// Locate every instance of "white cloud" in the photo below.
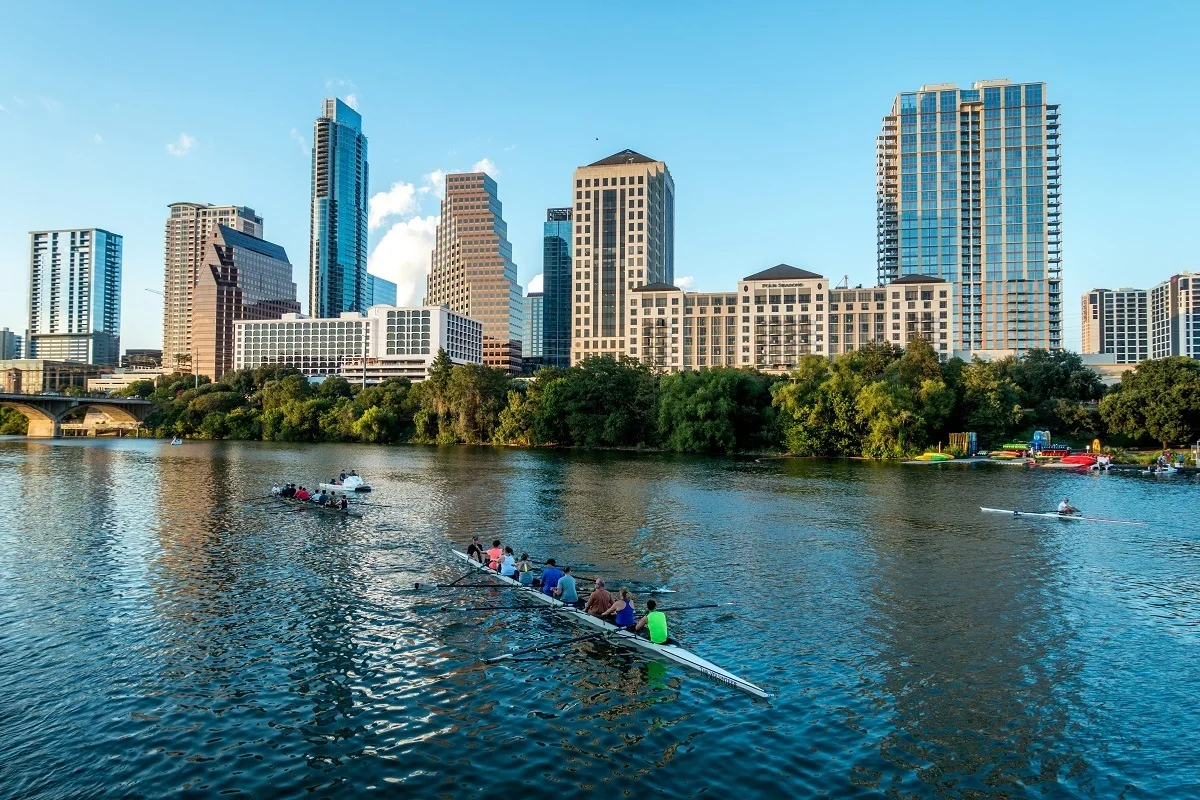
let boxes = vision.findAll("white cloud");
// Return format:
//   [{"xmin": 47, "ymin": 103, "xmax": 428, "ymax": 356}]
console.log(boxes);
[
  {"xmin": 527, "ymin": 273, "xmax": 543, "ymax": 294},
  {"xmin": 369, "ymin": 181, "xmax": 419, "ymax": 230},
  {"xmin": 289, "ymin": 127, "xmax": 308, "ymax": 153},
  {"xmin": 344, "ymin": 93, "xmax": 359, "ymax": 110},
  {"xmin": 676, "ymin": 276, "xmax": 696, "ymax": 290},
  {"xmin": 472, "ymin": 157, "xmax": 498, "ymax": 177},
  {"xmin": 367, "ymin": 216, "xmax": 440, "ymax": 306},
  {"xmin": 40, "ymin": 96, "xmax": 62, "ymax": 112},
  {"xmin": 166, "ymin": 133, "xmax": 197, "ymax": 157},
  {"xmin": 422, "ymin": 169, "xmax": 446, "ymax": 199},
  {"xmin": 0, "ymin": 104, "xmax": 7, "ymax": 113},
  {"xmin": 92, "ymin": 133, "xmax": 103, "ymax": 144}
]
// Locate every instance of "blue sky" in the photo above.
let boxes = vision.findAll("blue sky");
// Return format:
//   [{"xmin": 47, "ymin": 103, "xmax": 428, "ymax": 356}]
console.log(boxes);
[{"xmin": 1, "ymin": 1, "xmax": 1196, "ymax": 351}]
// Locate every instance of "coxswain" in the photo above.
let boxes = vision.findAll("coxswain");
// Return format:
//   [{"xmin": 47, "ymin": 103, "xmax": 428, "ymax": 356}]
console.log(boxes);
[
  {"xmin": 1057, "ymin": 497, "xmax": 1079, "ymax": 515},
  {"xmin": 584, "ymin": 578, "xmax": 613, "ymax": 617},
  {"xmin": 635, "ymin": 598, "xmax": 669, "ymax": 644},
  {"xmin": 486, "ymin": 539, "xmax": 504, "ymax": 571},
  {"xmin": 499, "ymin": 546, "xmax": 517, "ymax": 577},
  {"xmin": 604, "ymin": 588, "xmax": 636, "ymax": 629},
  {"xmin": 540, "ymin": 559, "xmax": 564, "ymax": 596},
  {"xmin": 466, "ymin": 536, "xmax": 486, "ymax": 564},
  {"xmin": 553, "ymin": 566, "xmax": 579, "ymax": 606}
]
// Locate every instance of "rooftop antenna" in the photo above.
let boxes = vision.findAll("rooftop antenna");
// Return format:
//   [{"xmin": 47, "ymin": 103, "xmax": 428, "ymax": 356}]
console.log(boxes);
[{"xmin": 836, "ymin": 275, "xmax": 849, "ymax": 290}]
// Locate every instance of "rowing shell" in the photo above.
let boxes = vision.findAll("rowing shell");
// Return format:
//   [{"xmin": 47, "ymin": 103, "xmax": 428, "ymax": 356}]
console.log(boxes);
[
  {"xmin": 450, "ymin": 550, "xmax": 769, "ymax": 699},
  {"xmin": 980, "ymin": 507, "xmax": 1147, "ymax": 525},
  {"xmin": 272, "ymin": 496, "xmax": 364, "ymax": 518}
]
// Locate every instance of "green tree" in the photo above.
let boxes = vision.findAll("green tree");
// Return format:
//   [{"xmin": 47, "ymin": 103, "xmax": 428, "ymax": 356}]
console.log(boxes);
[
  {"xmin": 445, "ymin": 364, "xmax": 511, "ymax": 444},
  {"xmin": 960, "ymin": 358, "xmax": 1024, "ymax": 445},
  {"xmin": 114, "ymin": 379, "xmax": 156, "ymax": 398},
  {"xmin": 1100, "ymin": 357, "xmax": 1200, "ymax": 449},
  {"xmin": 0, "ymin": 406, "xmax": 29, "ymax": 435},
  {"xmin": 772, "ymin": 355, "xmax": 838, "ymax": 455},
  {"xmin": 657, "ymin": 368, "xmax": 777, "ymax": 454},
  {"xmin": 551, "ymin": 356, "xmax": 659, "ymax": 448},
  {"xmin": 857, "ymin": 381, "xmax": 923, "ymax": 458}
]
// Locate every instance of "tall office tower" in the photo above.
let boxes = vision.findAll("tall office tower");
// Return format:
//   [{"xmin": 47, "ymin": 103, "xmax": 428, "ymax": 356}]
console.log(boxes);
[
  {"xmin": 367, "ymin": 274, "xmax": 397, "ymax": 307},
  {"xmin": 1150, "ymin": 273, "xmax": 1200, "ymax": 359},
  {"xmin": 570, "ymin": 150, "xmax": 674, "ymax": 365},
  {"xmin": 542, "ymin": 208, "xmax": 573, "ymax": 368},
  {"xmin": 310, "ymin": 97, "xmax": 369, "ymax": 318},
  {"xmin": 1081, "ymin": 288, "xmax": 1149, "ymax": 364},
  {"xmin": 877, "ymin": 80, "xmax": 1061, "ymax": 356},
  {"xmin": 523, "ymin": 291, "xmax": 544, "ymax": 362},
  {"xmin": 163, "ymin": 203, "xmax": 264, "ymax": 371},
  {"xmin": 192, "ymin": 225, "xmax": 300, "ymax": 380},
  {"xmin": 425, "ymin": 172, "xmax": 523, "ymax": 372},
  {"xmin": 28, "ymin": 229, "xmax": 122, "ymax": 365},
  {"xmin": 0, "ymin": 328, "xmax": 21, "ymax": 359}
]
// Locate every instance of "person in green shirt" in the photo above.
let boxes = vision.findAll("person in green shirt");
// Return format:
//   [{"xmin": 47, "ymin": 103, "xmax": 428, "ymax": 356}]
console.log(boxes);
[{"xmin": 635, "ymin": 598, "xmax": 669, "ymax": 644}]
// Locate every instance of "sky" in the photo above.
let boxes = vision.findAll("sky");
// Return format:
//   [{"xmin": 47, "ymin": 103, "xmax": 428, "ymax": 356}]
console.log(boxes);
[{"xmin": 1, "ymin": 1, "xmax": 1197, "ymax": 352}]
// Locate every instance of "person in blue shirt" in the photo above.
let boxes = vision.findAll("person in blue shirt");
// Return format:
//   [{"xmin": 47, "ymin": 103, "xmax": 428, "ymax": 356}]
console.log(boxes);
[
  {"xmin": 539, "ymin": 559, "xmax": 564, "ymax": 596},
  {"xmin": 553, "ymin": 566, "xmax": 579, "ymax": 606}
]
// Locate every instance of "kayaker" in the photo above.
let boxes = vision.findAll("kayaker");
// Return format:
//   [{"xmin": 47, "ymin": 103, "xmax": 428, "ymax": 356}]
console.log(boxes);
[
  {"xmin": 604, "ymin": 588, "xmax": 636, "ymax": 629},
  {"xmin": 540, "ymin": 559, "xmax": 564, "ymax": 596},
  {"xmin": 1057, "ymin": 497, "xmax": 1079, "ymax": 515},
  {"xmin": 635, "ymin": 599, "xmax": 669, "ymax": 644},
  {"xmin": 584, "ymin": 578, "xmax": 613, "ymax": 617},
  {"xmin": 553, "ymin": 566, "xmax": 579, "ymax": 606}
]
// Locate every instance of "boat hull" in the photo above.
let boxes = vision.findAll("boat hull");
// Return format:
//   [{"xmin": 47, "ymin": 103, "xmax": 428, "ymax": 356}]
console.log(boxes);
[
  {"xmin": 450, "ymin": 550, "xmax": 768, "ymax": 699},
  {"xmin": 318, "ymin": 482, "xmax": 371, "ymax": 493},
  {"xmin": 271, "ymin": 496, "xmax": 363, "ymax": 517}
]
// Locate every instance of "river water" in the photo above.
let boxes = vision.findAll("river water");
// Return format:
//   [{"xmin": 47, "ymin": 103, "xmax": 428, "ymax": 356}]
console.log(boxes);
[{"xmin": 0, "ymin": 439, "xmax": 1197, "ymax": 798}]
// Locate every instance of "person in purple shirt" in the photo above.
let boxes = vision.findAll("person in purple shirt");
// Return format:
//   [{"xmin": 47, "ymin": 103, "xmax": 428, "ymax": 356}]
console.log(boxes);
[{"xmin": 539, "ymin": 558, "xmax": 564, "ymax": 596}]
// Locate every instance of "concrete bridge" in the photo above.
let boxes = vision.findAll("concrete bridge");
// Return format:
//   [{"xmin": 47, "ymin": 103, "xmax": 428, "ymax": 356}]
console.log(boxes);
[{"xmin": 0, "ymin": 393, "xmax": 153, "ymax": 438}]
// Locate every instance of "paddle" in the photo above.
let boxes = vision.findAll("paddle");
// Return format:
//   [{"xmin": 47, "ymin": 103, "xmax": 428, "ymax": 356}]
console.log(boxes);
[
  {"xmin": 440, "ymin": 603, "xmax": 554, "ymax": 612},
  {"xmin": 419, "ymin": 583, "xmax": 532, "ymax": 590},
  {"xmin": 416, "ymin": 567, "xmax": 480, "ymax": 590},
  {"xmin": 654, "ymin": 602, "xmax": 735, "ymax": 613},
  {"xmin": 486, "ymin": 631, "xmax": 608, "ymax": 663}
]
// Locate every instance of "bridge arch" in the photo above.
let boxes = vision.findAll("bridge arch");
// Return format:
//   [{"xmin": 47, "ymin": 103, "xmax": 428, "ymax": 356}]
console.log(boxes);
[{"xmin": 0, "ymin": 394, "xmax": 152, "ymax": 438}]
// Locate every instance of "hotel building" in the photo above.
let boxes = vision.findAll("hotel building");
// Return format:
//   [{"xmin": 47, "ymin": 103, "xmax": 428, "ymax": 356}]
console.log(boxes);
[
  {"xmin": 234, "ymin": 305, "xmax": 481, "ymax": 382},
  {"xmin": 827, "ymin": 275, "xmax": 954, "ymax": 358},
  {"xmin": 877, "ymin": 80, "xmax": 1062, "ymax": 356},
  {"xmin": 28, "ymin": 228, "xmax": 122, "ymax": 365},
  {"xmin": 570, "ymin": 150, "xmax": 675, "ymax": 365},
  {"xmin": 1081, "ymin": 288, "xmax": 1149, "ymax": 365},
  {"xmin": 163, "ymin": 202, "xmax": 264, "ymax": 371},
  {"xmin": 425, "ymin": 172, "xmax": 522, "ymax": 372},
  {"xmin": 310, "ymin": 98, "xmax": 369, "ymax": 318}
]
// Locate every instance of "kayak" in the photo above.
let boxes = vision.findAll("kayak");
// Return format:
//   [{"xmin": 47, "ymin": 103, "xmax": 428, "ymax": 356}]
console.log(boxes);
[
  {"xmin": 980, "ymin": 507, "xmax": 1147, "ymax": 525},
  {"xmin": 913, "ymin": 453, "xmax": 953, "ymax": 461}
]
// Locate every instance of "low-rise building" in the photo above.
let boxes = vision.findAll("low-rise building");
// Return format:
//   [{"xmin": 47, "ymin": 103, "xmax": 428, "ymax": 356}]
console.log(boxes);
[
  {"xmin": 234, "ymin": 305, "xmax": 481, "ymax": 382},
  {"xmin": 87, "ymin": 369, "xmax": 167, "ymax": 394},
  {"xmin": 1, "ymin": 359, "xmax": 112, "ymax": 394}
]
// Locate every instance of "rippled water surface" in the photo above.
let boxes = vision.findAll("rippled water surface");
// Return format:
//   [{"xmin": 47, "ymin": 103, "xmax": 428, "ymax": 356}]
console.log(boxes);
[{"xmin": 1, "ymin": 439, "xmax": 1198, "ymax": 798}]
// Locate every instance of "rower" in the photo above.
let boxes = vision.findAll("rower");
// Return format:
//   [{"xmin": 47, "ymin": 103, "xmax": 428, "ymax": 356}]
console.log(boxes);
[
  {"xmin": 466, "ymin": 536, "xmax": 485, "ymax": 564},
  {"xmin": 499, "ymin": 546, "xmax": 517, "ymax": 578},
  {"xmin": 604, "ymin": 588, "xmax": 636, "ymax": 629},
  {"xmin": 516, "ymin": 553, "xmax": 534, "ymax": 586},
  {"xmin": 339, "ymin": 496, "xmax": 348, "ymax": 511},
  {"xmin": 635, "ymin": 599, "xmax": 669, "ymax": 644},
  {"xmin": 540, "ymin": 559, "xmax": 564, "ymax": 596},
  {"xmin": 584, "ymin": 578, "xmax": 613, "ymax": 617},
  {"xmin": 1057, "ymin": 497, "xmax": 1079, "ymax": 515},
  {"xmin": 486, "ymin": 539, "xmax": 504, "ymax": 571},
  {"xmin": 270, "ymin": 484, "xmax": 281, "ymax": 496},
  {"xmin": 553, "ymin": 566, "xmax": 580, "ymax": 607}
]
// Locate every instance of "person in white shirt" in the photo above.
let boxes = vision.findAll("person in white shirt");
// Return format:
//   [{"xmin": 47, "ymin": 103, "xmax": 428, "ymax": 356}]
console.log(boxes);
[
  {"xmin": 1058, "ymin": 497, "xmax": 1079, "ymax": 515},
  {"xmin": 499, "ymin": 546, "xmax": 518, "ymax": 577}
]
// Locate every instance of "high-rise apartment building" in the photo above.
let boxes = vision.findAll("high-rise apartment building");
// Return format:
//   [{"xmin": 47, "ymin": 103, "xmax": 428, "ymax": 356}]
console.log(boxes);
[
  {"xmin": 0, "ymin": 327, "xmax": 22, "ymax": 359},
  {"xmin": 523, "ymin": 291, "xmax": 543, "ymax": 362},
  {"xmin": 1150, "ymin": 273, "xmax": 1200, "ymax": 359},
  {"xmin": 542, "ymin": 208, "xmax": 573, "ymax": 368},
  {"xmin": 192, "ymin": 225, "xmax": 300, "ymax": 380},
  {"xmin": 877, "ymin": 80, "xmax": 1061, "ymax": 357},
  {"xmin": 570, "ymin": 150, "xmax": 675, "ymax": 365},
  {"xmin": 163, "ymin": 202, "xmax": 264, "ymax": 371},
  {"xmin": 367, "ymin": 274, "xmax": 397, "ymax": 307},
  {"xmin": 310, "ymin": 97, "xmax": 369, "ymax": 318},
  {"xmin": 1081, "ymin": 288, "xmax": 1149, "ymax": 364},
  {"xmin": 425, "ymin": 172, "xmax": 523, "ymax": 372},
  {"xmin": 28, "ymin": 229, "xmax": 122, "ymax": 365}
]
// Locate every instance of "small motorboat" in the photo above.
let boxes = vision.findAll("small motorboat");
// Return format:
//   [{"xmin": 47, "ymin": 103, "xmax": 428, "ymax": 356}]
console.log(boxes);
[
  {"xmin": 170, "ymin": 437, "xmax": 183, "ymax": 446},
  {"xmin": 318, "ymin": 473, "xmax": 372, "ymax": 492}
]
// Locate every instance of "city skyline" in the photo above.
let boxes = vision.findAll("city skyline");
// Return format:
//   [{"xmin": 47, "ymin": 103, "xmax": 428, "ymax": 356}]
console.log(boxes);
[{"xmin": 1, "ymin": 3, "xmax": 1197, "ymax": 353}]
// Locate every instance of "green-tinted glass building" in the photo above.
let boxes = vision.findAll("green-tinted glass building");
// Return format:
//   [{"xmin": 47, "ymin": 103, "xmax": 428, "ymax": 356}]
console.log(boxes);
[{"xmin": 310, "ymin": 98, "xmax": 369, "ymax": 318}]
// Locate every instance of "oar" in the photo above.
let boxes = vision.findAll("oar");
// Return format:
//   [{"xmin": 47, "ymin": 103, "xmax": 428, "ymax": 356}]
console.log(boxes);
[
  {"xmin": 419, "ymin": 583, "xmax": 532, "ymax": 590},
  {"xmin": 655, "ymin": 602, "xmax": 735, "ymax": 613},
  {"xmin": 416, "ymin": 567, "xmax": 480, "ymax": 590},
  {"xmin": 486, "ymin": 631, "xmax": 608, "ymax": 663},
  {"xmin": 440, "ymin": 604, "xmax": 554, "ymax": 612}
]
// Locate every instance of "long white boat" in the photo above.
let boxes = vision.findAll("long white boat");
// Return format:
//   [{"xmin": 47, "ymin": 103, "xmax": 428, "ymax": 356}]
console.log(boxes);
[
  {"xmin": 450, "ymin": 550, "xmax": 769, "ymax": 700},
  {"xmin": 980, "ymin": 507, "xmax": 1147, "ymax": 525}
]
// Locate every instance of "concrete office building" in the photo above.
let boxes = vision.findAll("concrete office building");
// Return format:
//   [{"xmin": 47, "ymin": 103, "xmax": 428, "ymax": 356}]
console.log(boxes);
[
  {"xmin": 28, "ymin": 228, "xmax": 122, "ymax": 365},
  {"xmin": 542, "ymin": 208, "xmax": 573, "ymax": 368},
  {"xmin": 87, "ymin": 369, "xmax": 168, "ymax": 393},
  {"xmin": 1, "ymin": 359, "xmax": 111, "ymax": 394},
  {"xmin": 192, "ymin": 225, "xmax": 300, "ymax": 380},
  {"xmin": 1150, "ymin": 273, "xmax": 1200, "ymax": 360},
  {"xmin": 827, "ymin": 275, "xmax": 955, "ymax": 358},
  {"xmin": 523, "ymin": 291, "xmax": 543, "ymax": 362},
  {"xmin": 571, "ymin": 150, "xmax": 675, "ymax": 365},
  {"xmin": 1081, "ymin": 288, "xmax": 1149, "ymax": 365},
  {"xmin": 368, "ymin": 274, "xmax": 397, "ymax": 307},
  {"xmin": 163, "ymin": 203, "xmax": 264, "ymax": 371},
  {"xmin": 0, "ymin": 327, "xmax": 22, "ymax": 359},
  {"xmin": 877, "ymin": 80, "xmax": 1062, "ymax": 356},
  {"xmin": 310, "ymin": 98, "xmax": 369, "ymax": 318},
  {"xmin": 234, "ymin": 305, "xmax": 481, "ymax": 382},
  {"xmin": 425, "ymin": 172, "xmax": 523, "ymax": 372}
]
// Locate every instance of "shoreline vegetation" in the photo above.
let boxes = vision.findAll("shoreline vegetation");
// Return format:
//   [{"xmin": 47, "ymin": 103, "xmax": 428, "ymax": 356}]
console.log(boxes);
[{"xmin": 2, "ymin": 340, "xmax": 1198, "ymax": 457}]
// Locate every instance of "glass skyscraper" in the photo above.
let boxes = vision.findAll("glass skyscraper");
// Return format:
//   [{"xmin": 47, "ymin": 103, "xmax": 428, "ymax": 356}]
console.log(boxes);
[
  {"xmin": 542, "ymin": 207, "xmax": 572, "ymax": 368},
  {"xmin": 28, "ymin": 228, "xmax": 122, "ymax": 365},
  {"xmin": 310, "ymin": 98, "xmax": 369, "ymax": 318},
  {"xmin": 877, "ymin": 80, "xmax": 1062, "ymax": 355},
  {"xmin": 523, "ymin": 291, "xmax": 544, "ymax": 362}
]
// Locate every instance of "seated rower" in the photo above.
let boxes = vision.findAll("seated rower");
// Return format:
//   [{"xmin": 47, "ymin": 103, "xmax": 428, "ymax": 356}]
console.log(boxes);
[
  {"xmin": 486, "ymin": 539, "xmax": 504, "ymax": 571},
  {"xmin": 516, "ymin": 553, "xmax": 534, "ymax": 586},
  {"xmin": 1057, "ymin": 497, "xmax": 1079, "ymax": 515},
  {"xmin": 270, "ymin": 484, "xmax": 281, "ymax": 496},
  {"xmin": 604, "ymin": 588, "xmax": 636, "ymax": 629},
  {"xmin": 466, "ymin": 536, "xmax": 485, "ymax": 564},
  {"xmin": 584, "ymin": 578, "xmax": 613, "ymax": 617},
  {"xmin": 635, "ymin": 599, "xmax": 669, "ymax": 644},
  {"xmin": 540, "ymin": 559, "xmax": 564, "ymax": 596},
  {"xmin": 339, "ymin": 496, "xmax": 348, "ymax": 511},
  {"xmin": 553, "ymin": 566, "xmax": 580, "ymax": 607},
  {"xmin": 499, "ymin": 546, "xmax": 517, "ymax": 578}
]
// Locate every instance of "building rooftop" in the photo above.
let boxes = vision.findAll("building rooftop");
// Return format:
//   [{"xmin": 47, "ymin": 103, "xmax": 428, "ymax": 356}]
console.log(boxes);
[
  {"xmin": 742, "ymin": 264, "xmax": 823, "ymax": 282},
  {"xmin": 588, "ymin": 149, "xmax": 658, "ymax": 167},
  {"xmin": 217, "ymin": 225, "xmax": 289, "ymax": 262},
  {"xmin": 632, "ymin": 282, "xmax": 681, "ymax": 292},
  {"xmin": 890, "ymin": 274, "xmax": 947, "ymax": 284}
]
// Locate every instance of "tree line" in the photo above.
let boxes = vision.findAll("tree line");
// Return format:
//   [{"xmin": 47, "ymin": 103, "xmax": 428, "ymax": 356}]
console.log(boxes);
[{"xmin": 4, "ymin": 340, "xmax": 1199, "ymax": 455}]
